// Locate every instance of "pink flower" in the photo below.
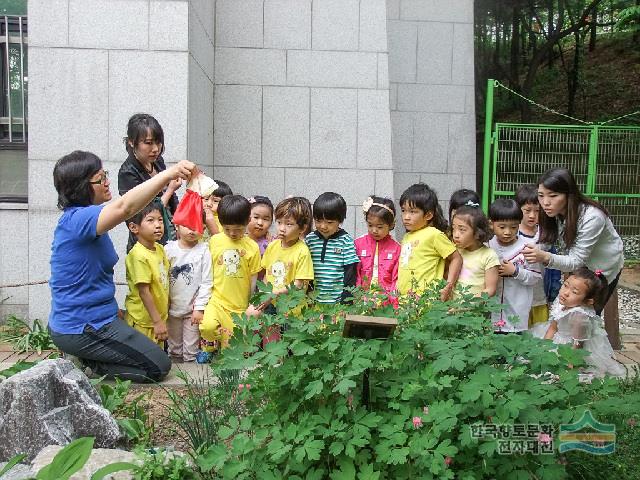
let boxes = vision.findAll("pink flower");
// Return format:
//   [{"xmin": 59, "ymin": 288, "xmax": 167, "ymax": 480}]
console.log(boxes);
[
  {"xmin": 412, "ymin": 416, "xmax": 423, "ymax": 429},
  {"xmin": 347, "ymin": 392, "xmax": 354, "ymax": 408},
  {"xmin": 417, "ymin": 352, "xmax": 424, "ymax": 361},
  {"xmin": 627, "ymin": 418, "xmax": 637, "ymax": 427},
  {"xmin": 493, "ymin": 319, "xmax": 506, "ymax": 328},
  {"xmin": 423, "ymin": 406, "xmax": 429, "ymax": 415},
  {"xmin": 238, "ymin": 384, "xmax": 244, "ymax": 392},
  {"xmin": 319, "ymin": 314, "xmax": 325, "ymax": 322},
  {"xmin": 538, "ymin": 433, "xmax": 552, "ymax": 445},
  {"xmin": 245, "ymin": 384, "xmax": 251, "ymax": 390},
  {"xmin": 445, "ymin": 456, "xmax": 453, "ymax": 466}
]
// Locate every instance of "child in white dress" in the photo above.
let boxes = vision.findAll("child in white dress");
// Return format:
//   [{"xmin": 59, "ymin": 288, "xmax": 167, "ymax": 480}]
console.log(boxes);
[{"xmin": 531, "ymin": 267, "xmax": 625, "ymax": 378}]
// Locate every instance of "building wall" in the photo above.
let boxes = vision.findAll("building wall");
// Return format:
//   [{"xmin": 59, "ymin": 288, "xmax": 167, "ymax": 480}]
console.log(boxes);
[
  {"xmin": 212, "ymin": 0, "xmax": 394, "ymax": 238},
  {"xmin": 5, "ymin": 0, "xmax": 477, "ymax": 321},
  {"xmin": 386, "ymin": 0, "xmax": 476, "ymax": 212},
  {"xmin": 20, "ymin": 0, "xmax": 215, "ymax": 321}
]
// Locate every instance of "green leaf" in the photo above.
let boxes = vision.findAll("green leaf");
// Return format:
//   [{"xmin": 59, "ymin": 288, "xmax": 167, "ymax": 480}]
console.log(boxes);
[
  {"xmin": 330, "ymin": 458, "xmax": 356, "ymax": 480},
  {"xmin": 357, "ymin": 463, "xmax": 380, "ymax": 480},
  {"xmin": 387, "ymin": 447, "xmax": 410, "ymax": 465},
  {"xmin": 304, "ymin": 380, "xmax": 324, "ymax": 399},
  {"xmin": 0, "ymin": 453, "xmax": 27, "ymax": 477},
  {"xmin": 90, "ymin": 462, "xmax": 137, "ymax": 480},
  {"xmin": 333, "ymin": 378, "xmax": 357, "ymax": 395},
  {"xmin": 431, "ymin": 356, "xmax": 452, "ymax": 373},
  {"xmin": 358, "ymin": 412, "xmax": 382, "ymax": 428},
  {"xmin": 304, "ymin": 439, "xmax": 324, "ymax": 461},
  {"xmin": 329, "ymin": 441, "xmax": 344, "ymax": 456},
  {"xmin": 196, "ymin": 444, "xmax": 229, "ymax": 472},
  {"xmin": 218, "ymin": 424, "xmax": 235, "ymax": 440},
  {"xmin": 116, "ymin": 418, "xmax": 144, "ymax": 440},
  {"xmin": 36, "ymin": 437, "xmax": 94, "ymax": 480}
]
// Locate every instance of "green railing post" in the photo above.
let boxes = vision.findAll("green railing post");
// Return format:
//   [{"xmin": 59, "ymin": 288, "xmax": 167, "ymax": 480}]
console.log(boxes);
[
  {"xmin": 482, "ymin": 79, "xmax": 496, "ymax": 213},
  {"xmin": 587, "ymin": 125, "xmax": 599, "ymax": 196}
]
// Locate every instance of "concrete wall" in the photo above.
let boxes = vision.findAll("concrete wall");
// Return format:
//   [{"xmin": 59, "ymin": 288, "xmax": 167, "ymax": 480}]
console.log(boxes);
[
  {"xmin": 386, "ymin": 0, "xmax": 476, "ymax": 211},
  {"xmin": 18, "ymin": 0, "xmax": 215, "ymax": 321},
  {"xmin": 212, "ymin": 0, "xmax": 394, "ymax": 238}
]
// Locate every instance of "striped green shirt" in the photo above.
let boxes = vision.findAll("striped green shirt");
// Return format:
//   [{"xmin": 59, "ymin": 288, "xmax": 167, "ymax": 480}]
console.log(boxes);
[{"xmin": 305, "ymin": 229, "xmax": 359, "ymax": 304}]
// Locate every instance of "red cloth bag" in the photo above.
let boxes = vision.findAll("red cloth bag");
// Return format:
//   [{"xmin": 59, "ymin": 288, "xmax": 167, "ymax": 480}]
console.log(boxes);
[{"xmin": 172, "ymin": 189, "xmax": 204, "ymax": 234}]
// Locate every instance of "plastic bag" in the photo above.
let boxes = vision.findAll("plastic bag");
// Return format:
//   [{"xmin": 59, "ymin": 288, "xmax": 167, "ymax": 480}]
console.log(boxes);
[{"xmin": 172, "ymin": 189, "xmax": 204, "ymax": 234}]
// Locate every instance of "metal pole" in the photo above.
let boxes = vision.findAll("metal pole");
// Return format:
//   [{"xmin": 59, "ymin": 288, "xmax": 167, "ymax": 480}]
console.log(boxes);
[
  {"xmin": 18, "ymin": 16, "xmax": 25, "ymax": 142},
  {"xmin": 482, "ymin": 79, "xmax": 496, "ymax": 213},
  {"xmin": 587, "ymin": 124, "xmax": 599, "ymax": 195},
  {"xmin": 4, "ymin": 16, "xmax": 12, "ymax": 142}
]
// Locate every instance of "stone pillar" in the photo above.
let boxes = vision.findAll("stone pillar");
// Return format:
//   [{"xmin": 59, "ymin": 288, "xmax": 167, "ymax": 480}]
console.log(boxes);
[
  {"xmin": 213, "ymin": 0, "xmax": 394, "ymax": 238},
  {"xmin": 26, "ymin": 0, "xmax": 214, "ymax": 320},
  {"xmin": 387, "ymin": 0, "xmax": 476, "ymax": 213}
]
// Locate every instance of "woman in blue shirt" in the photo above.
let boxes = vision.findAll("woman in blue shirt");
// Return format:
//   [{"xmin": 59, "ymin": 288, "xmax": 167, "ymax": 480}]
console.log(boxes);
[{"xmin": 49, "ymin": 150, "xmax": 195, "ymax": 382}]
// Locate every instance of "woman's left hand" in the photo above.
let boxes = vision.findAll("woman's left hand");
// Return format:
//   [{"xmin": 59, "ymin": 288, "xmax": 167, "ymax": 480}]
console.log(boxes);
[
  {"xmin": 167, "ymin": 160, "xmax": 197, "ymax": 181},
  {"xmin": 522, "ymin": 243, "xmax": 549, "ymax": 265}
]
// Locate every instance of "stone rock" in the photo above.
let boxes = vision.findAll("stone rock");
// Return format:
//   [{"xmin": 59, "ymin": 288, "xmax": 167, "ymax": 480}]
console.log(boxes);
[
  {"xmin": 30, "ymin": 446, "xmax": 139, "ymax": 480},
  {"xmin": 0, "ymin": 359, "xmax": 120, "ymax": 462}
]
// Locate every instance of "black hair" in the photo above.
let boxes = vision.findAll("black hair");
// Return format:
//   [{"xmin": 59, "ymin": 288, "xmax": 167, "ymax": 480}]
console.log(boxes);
[
  {"xmin": 125, "ymin": 113, "xmax": 165, "ymax": 156},
  {"xmin": 399, "ymin": 183, "xmax": 448, "ymax": 232},
  {"xmin": 212, "ymin": 180, "xmax": 233, "ymax": 198},
  {"xmin": 537, "ymin": 168, "xmax": 608, "ymax": 247},
  {"xmin": 570, "ymin": 267, "xmax": 609, "ymax": 312},
  {"xmin": 53, "ymin": 151, "xmax": 103, "ymax": 209},
  {"xmin": 299, "ymin": 197, "xmax": 313, "ymax": 237},
  {"xmin": 364, "ymin": 195, "xmax": 396, "ymax": 227},
  {"xmin": 515, "ymin": 184, "xmax": 538, "ymax": 207},
  {"xmin": 488, "ymin": 198, "xmax": 523, "ymax": 222},
  {"xmin": 127, "ymin": 200, "xmax": 163, "ymax": 227},
  {"xmin": 313, "ymin": 192, "xmax": 347, "ymax": 222},
  {"xmin": 249, "ymin": 195, "xmax": 273, "ymax": 215},
  {"xmin": 452, "ymin": 205, "xmax": 493, "ymax": 243},
  {"xmin": 218, "ymin": 195, "xmax": 251, "ymax": 226},
  {"xmin": 275, "ymin": 197, "xmax": 311, "ymax": 230},
  {"xmin": 449, "ymin": 189, "xmax": 480, "ymax": 221}
]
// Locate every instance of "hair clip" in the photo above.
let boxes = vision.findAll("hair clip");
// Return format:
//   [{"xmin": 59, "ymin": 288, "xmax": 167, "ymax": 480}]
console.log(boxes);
[
  {"xmin": 362, "ymin": 196, "xmax": 395, "ymax": 218},
  {"xmin": 247, "ymin": 197, "xmax": 256, "ymax": 204},
  {"xmin": 465, "ymin": 200, "xmax": 480, "ymax": 208},
  {"xmin": 594, "ymin": 269, "xmax": 603, "ymax": 277}
]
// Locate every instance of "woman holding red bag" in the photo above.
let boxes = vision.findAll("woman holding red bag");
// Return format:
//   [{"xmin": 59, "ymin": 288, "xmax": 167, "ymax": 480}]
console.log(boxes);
[{"xmin": 118, "ymin": 113, "xmax": 183, "ymax": 252}]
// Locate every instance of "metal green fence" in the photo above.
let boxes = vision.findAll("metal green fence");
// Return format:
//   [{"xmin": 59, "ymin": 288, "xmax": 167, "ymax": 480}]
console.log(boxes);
[{"xmin": 481, "ymin": 80, "xmax": 640, "ymax": 260}]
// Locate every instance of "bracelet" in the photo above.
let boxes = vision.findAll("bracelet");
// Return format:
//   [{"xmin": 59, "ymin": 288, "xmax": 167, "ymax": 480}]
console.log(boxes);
[{"xmin": 511, "ymin": 264, "xmax": 520, "ymax": 277}]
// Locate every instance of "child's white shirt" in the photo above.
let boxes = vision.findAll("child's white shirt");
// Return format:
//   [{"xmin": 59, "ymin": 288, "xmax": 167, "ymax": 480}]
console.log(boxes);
[
  {"xmin": 165, "ymin": 241, "xmax": 213, "ymax": 317},
  {"xmin": 489, "ymin": 235, "xmax": 542, "ymax": 332},
  {"xmin": 519, "ymin": 226, "xmax": 547, "ymax": 307}
]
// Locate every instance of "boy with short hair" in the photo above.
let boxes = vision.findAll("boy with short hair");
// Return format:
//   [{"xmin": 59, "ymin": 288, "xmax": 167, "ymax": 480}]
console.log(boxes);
[
  {"xmin": 488, "ymin": 199, "xmax": 542, "ymax": 333},
  {"xmin": 125, "ymin": 201, "xmax": 171, "ymax": 345},
  {"xmin": 200, "ymin": 195, "xmax": 261, "ymax": 355},
  {"xmin": 203, "ymin": 180, "xmax": 233, "ymax": 236},
  {"xmin": 515, "ymin": 184, "xmax": 549, "ymax": 326},
  {"xmin": 305, "ymin": 192, "xmax": 359, "ymax": 304}
]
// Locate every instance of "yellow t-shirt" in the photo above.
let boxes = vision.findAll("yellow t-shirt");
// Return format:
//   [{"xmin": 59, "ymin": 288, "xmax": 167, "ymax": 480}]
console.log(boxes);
[
  {"xmin": 208, "ymin": 233, "xmax": 261, "ymax": 313},
  {"xmin": 458, "ymin": 246, "xmax": 500, "ymax": 295},
  {"xmin": 261, "ymin": 239, "xmax": 314, "ymax": 289},
  {"xmin": 397, "ymin": 227, "xmax": 457, "ymax": 295},
  {"xmin": 125, "ymin": 242, "xmax": 170, "ymax": 328}
]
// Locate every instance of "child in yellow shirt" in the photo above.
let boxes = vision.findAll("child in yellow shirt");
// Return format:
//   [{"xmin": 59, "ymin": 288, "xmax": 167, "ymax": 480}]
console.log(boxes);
[
  {"xmin": 201, "ymin": 195, "xmax": 261, "ymax": 357},
  {"xmin": 202, "ymin": 180, "xmax": 232, "ymax": 237},
  {"xmin": 125, "ymin": 202, "xmax": 171, "ymax": 345},
  {"xmin": 398, "ymin": 183, "xmax": 462, "ymax": 300}
]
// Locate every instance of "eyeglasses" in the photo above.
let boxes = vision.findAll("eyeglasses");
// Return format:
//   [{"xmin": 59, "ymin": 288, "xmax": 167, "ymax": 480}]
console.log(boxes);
[{"xmin": 89, "ymin": 171, "xmax": 109, "ymax": 185}]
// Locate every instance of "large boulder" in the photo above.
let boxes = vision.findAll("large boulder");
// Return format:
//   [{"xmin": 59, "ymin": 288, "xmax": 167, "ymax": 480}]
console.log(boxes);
[{"xmin": 0, "ymin": 359, "xmax": 120, "ymax": 461}]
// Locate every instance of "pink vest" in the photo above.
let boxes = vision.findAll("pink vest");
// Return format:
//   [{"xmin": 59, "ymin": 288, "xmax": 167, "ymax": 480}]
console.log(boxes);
[{"xmin": 354, "ymin": 233, "xmax": 401, "ymax": 293}]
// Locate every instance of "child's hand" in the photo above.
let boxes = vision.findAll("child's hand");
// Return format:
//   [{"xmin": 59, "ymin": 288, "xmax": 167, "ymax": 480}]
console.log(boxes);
[
  {"xmin": 245, "ymin": 304, "xmax": 263, "ymax": 318},
  {"xmin": 191, "ymin": 310, "xmax": 204, "ymax": 325},
  {"xmin": 440, "ymin": 282, "xmax": 454, "ymax": 301},
  {"xmin": 153, "ymin": 321, "xmax": 169, "ymax": 342},
  {"xmin": 167, "ymin": 178, "xmax": 183, "ymax": 193},
  {"xmin": 498, "ymin": 260, "xmax": 516, "ymax": 277}
]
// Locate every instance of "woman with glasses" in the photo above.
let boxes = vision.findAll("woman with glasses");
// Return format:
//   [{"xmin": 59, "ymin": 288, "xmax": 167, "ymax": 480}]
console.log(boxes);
[
  {"xmin": 118, "ymin": 113, "xmax": 182, "ymax": 252},
  {"xmin": 49, "ymin": 150, "xmax": 195, "ymax": 382}
]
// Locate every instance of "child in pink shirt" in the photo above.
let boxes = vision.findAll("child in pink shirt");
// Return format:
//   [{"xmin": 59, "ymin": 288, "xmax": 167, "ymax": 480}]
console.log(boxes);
[{"xmin": 355, "ymin": 196, "xmax": 401, "ymax": 294}]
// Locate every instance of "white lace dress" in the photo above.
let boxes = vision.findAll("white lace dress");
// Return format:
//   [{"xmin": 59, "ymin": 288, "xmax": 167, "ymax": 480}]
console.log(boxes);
[{"xmin": 531, "ymin": 299, "xmax": 626, "ymax": 378}]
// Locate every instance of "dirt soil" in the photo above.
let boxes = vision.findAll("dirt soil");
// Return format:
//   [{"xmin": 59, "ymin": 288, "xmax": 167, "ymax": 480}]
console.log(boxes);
[{"xmin": 622, "ymin": 264, "xmax": 640, "ymax": 289}]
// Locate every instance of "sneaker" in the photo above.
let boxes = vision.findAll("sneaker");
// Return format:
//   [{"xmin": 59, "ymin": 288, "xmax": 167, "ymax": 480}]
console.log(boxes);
[{"xmin": 196, "ymin": 350, "xmax": 213, "ymax": 364}]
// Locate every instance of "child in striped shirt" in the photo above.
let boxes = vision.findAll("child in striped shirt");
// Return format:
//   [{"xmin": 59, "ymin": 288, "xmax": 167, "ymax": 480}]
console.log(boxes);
[{"xmin": 305, "ymin": 192, "xmax": 359, "ymax": 304}]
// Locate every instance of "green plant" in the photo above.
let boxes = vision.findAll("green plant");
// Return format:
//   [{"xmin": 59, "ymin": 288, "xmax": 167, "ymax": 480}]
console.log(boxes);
[
  {"xmin": 164, "ymin": 368, "xmax": 243, "ymax": 457},
  {"xmin": 0, "ymin": 437, "xmax": 136, "ymax": 480},
  {"xmin": 94, "ymin": 377, "xmax": 152, "ymax": 445},
  {"xmin": 0, "ymin": 316, "xmax": 56, "ymax": 354},
  {"xmin": 0, "ymin": 360, "xmax": 37, "ymax": 379},
  {"xmin": 192, "ymin": 284, "xmax": 640, "ymax": 479},
  {"xmin": 132, "ymin": 448, "xmax": 199, "ymax": 480}
]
